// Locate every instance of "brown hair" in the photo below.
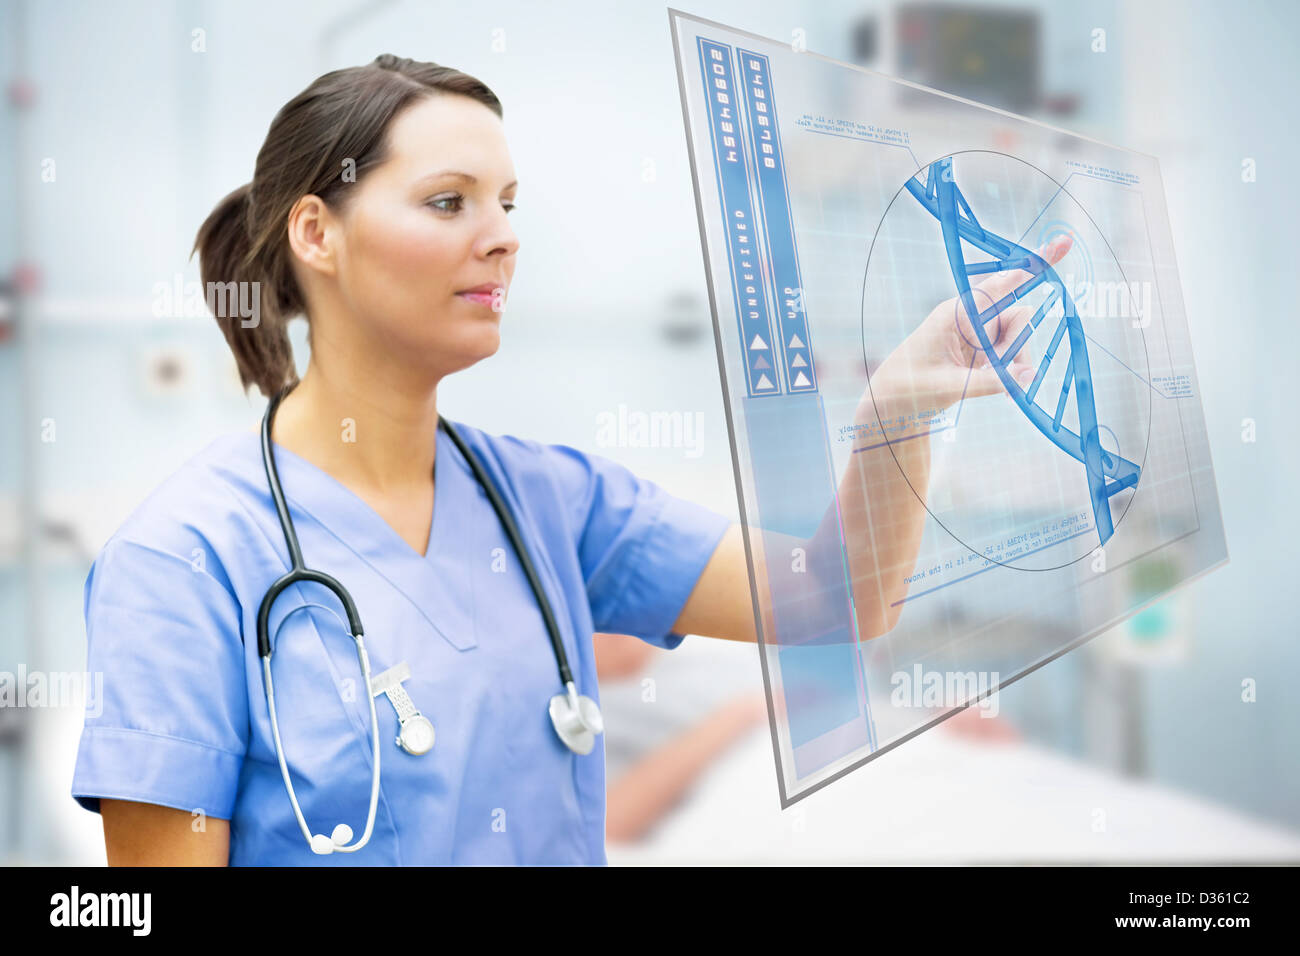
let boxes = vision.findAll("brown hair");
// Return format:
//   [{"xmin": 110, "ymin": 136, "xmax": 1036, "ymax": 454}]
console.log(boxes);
[{"xmin": 191, "ymin": 53, "xmax": 503, "ymax": 399}]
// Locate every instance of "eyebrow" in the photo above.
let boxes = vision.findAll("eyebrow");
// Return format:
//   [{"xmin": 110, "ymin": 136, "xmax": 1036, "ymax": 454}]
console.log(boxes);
[{"xmin": 417, "ymin": 170, "xmax": 518, "ymax": 190}]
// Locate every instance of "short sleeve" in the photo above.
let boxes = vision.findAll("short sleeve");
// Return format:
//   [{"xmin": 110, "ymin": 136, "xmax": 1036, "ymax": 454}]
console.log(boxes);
[
  {"xmin": 542, "ymin": 444, "xmax": 732, "ymax": 649},
  {"xmin": 71, "ymin": 535, "xmax": 249, "ymax": 819}
]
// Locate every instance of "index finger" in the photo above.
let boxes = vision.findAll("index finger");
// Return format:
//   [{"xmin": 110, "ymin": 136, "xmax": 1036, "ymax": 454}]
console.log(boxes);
[{"xmin": 972, "ymin": 234, "xmax": 1073, "ymax": 320}]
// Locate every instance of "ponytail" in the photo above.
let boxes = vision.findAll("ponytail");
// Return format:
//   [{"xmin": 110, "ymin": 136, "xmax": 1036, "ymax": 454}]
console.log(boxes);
[{"xmin": 191, "ymin": 182, "xmax": 298, "ymax": 400}]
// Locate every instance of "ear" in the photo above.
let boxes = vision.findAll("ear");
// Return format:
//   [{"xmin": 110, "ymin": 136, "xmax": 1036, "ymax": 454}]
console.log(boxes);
[{"xmin": 285, "ymin": 194, "xmax": 339, "ymax": 279}]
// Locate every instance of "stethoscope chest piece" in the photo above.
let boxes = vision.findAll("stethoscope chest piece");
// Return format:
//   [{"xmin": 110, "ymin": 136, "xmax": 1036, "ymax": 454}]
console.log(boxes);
[{"xmin": 548, "ymin": 681, "xmax": 604, "ymax": 756}]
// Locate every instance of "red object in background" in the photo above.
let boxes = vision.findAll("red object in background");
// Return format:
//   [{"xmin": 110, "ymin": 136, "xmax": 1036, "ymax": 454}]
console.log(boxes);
[
  {"xmin": 0, "ymin": 263, "xmax": 41, "ymax": 346},
  {"xmin": 0, "ymin": 283, "xmax": 13, "ymax": 345},
  {"xmin": 941, "ymin": 702, "xmax": 1022, "ymax": 745},
  {"xmin": 13, "ymin": 262, "xmax": 41, "ymax": 295},
  {"xmin": 7, "ymin": 77, "xmax": 36, "ymax": 109},
  {"xmin": 1042, "ymin": 93, "xmax": 1080, "ymax": 116},
  {"xmin": 2, "ymin": 79, "xmax": 39, "ymax": 348}
]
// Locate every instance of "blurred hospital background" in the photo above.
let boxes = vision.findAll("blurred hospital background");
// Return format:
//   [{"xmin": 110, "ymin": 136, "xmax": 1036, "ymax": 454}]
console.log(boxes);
[{"xmin": 1, "ymin": 0, "xmax": 1297, "ymax": 864}]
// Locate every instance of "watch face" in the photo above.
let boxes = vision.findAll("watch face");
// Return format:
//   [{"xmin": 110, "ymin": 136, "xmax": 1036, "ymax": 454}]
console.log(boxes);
[{"xmin": 400, "ymin": 716, "xmax": 435, "ymax": 755}]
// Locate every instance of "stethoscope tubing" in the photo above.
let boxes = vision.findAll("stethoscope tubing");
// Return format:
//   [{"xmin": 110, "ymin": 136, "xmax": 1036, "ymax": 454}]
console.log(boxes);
[{"xmin": 438, "ymin": 414, "xmax": 576, "ymax": 688}]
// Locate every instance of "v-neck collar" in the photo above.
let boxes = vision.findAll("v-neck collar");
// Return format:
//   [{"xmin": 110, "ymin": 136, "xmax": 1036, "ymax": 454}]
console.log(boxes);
[{"xmin": 241, "ymin": 424, "xmax": 478, "ymax": 651}]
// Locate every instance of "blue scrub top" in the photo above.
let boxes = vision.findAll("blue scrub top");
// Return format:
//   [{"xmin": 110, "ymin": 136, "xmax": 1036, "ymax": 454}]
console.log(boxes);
[{"xmin": 70, "ymin": 421, "xmax": 732, "ymax": 865}]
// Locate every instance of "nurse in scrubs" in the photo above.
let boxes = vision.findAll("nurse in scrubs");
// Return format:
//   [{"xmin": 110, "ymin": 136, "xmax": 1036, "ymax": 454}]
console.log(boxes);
[{"xmin": 70, "ymin": 54, "xmax": 1072, "ymax": 865}]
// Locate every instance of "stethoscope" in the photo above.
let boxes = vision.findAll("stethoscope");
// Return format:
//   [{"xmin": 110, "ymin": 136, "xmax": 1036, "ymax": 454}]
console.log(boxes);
[{"xmin": 256, "ymin": 381, "xmax": 604, "ymax": 855}]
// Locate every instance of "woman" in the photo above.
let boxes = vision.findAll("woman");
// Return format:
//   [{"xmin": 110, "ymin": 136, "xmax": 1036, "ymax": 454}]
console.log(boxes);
[{"xmin": 70, "ymin": 54, "xmax": 1068, "ymax": 865}]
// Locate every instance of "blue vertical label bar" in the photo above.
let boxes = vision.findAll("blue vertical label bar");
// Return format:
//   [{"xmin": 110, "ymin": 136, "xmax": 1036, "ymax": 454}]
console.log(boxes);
[
  {"xmin": 697, "ymin": 38, "xmax": 782, "ymax": 397},
  {"xmin": 695, "ymin": 33, "xmax": 873, "ymax": 776},
  {"xmin": 737, "ymin": 48, "xmax": 818, "ymax": 393}
]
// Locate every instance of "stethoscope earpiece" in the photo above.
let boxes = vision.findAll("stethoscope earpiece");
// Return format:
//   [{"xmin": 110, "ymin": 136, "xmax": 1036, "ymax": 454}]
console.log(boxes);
[{"xmin": 309, "ymin": 824, "xmax": 356, "ymax": 855}]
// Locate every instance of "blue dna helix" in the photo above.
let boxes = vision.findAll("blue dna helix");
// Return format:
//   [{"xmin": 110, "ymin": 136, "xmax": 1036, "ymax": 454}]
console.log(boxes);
[{"xmin": 904, "ymin": 156, "xmax": 1140, "ymax": 546}]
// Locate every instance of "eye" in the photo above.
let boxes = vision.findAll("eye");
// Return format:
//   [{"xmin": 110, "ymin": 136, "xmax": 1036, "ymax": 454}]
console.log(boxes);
[
  {"xmin": 426, "ymin": 194, "xmax": 518, "ymax": 214},
  {"xmin": 426, "ymin": 193, "xmax": 463, "ymax": 213}
]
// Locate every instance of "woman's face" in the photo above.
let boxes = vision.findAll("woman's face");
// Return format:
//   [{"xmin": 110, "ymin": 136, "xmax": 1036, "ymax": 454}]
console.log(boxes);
[{"xmin": 311, "ymin": 93, "xmax": 520, "ymax": 378}]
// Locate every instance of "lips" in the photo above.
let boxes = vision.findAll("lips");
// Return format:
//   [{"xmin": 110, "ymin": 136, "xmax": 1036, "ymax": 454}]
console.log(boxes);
[
  {"xmin": 457, "ymin": 283, "xmax": 503, "ymax": 295},
  {"xmin": 456, "ymin": 289, "xmax": 501, "ymax": 312}
]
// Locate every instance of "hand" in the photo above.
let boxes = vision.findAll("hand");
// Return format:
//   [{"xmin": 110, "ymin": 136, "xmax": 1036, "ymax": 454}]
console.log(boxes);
[{"xmin": 863, "ymin": 234, "xmax": 1074, "ymax": 426}]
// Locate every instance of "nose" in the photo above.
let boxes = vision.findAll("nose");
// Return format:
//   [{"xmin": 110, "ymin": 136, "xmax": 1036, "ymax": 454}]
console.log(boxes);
[{"xmin": 478, "ymin": 204, "xmax": 520, "ymax": 260}]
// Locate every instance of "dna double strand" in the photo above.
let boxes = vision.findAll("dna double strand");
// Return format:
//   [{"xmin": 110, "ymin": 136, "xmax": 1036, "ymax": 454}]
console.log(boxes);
[{"xmin": 904, "ymin": 156, "xmax": 1140, "ymax": 546}]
